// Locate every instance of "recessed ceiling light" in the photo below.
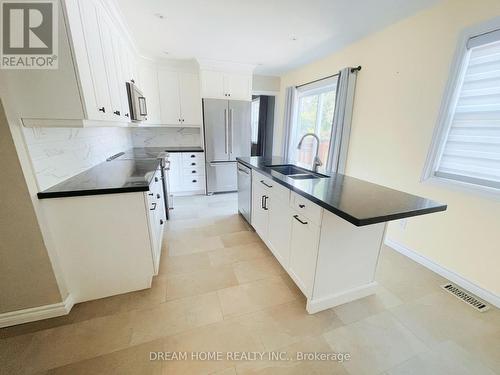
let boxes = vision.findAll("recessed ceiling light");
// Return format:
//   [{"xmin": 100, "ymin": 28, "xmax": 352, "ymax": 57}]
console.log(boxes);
[
  {"xmin": 163, "ymin": 51, "xmax": 169, "ymax": 55},
  {"xmin": 154, "ymin": 13, "xmax": 165, "ymax": 19},
  {"xmin": 291, "ymin": 36, "xmax": 298, "ymax": 41}
]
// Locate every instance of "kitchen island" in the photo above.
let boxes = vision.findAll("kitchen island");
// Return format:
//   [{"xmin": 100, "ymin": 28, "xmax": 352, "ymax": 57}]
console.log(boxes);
[{"xmin": 237, "ymin": 156, "xmax": 446, "ymax": 313}]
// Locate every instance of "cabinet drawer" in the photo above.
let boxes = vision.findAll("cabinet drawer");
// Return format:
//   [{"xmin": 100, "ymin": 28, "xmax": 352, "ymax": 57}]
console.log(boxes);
[
  {"xmin": 291, "ymin": 191, "xmax": 323, "ymax": 225},
  {"xmin": 252, "ymin": 171, "xmax": 290, "ymax": 203},
  {"xmin": 183, "ymin": 166, "xmax": 205, "ymax": 176},
  {"xmin": 181, "ymin": 152, "xmax": 204, "ymax": 162},
  {"xmin": 182, "ymin": 158, "xmax": 204, "ymax": 168},
  {"xmin": 182, "ymin": 175, "xmax": 205, "ymax": 191}
]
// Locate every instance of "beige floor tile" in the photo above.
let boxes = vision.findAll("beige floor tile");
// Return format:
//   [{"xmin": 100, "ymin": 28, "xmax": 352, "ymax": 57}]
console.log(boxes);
[
  {"xmin": 332, "ymin": 286, "xmax": 403, "ymax": 325},
  {"xmin": 5, "ymin": 312, "xmax": 134, "ymax": 374},
  {"xmin": 323, "ymin": 311, "xmax": 427, "ymax": 375},
  {"xmin": 388, "ymin": 290, "xmax": 500, "ymax": 369},
  {"xmin": 203, "ymin": 214, "xmax": 251, "ymax": 236},
  {"xmin": 168, "ymin": 235, "xmax": 224, "ymax": 256},
  {"xmin": 231, "ymin": 300, "xmax": 343, "ymax": 351},
  {"xmin": 233, "ymin": 256, "xmax": 286, "ymax": 284},
  {"xmin": 236, "ymin": 336, "xmax": 349, "ymax": 375},
  {"xmin": 162, "ymin": 319, "xmax": 265, "ymax": 374},
  {"xmin": 208, "ymin": 242, "xmax": 271, "ymax": 267},
  {"xmin": 217, "ymin": 276, "xmax": 300, "ymax": 318},
  {"xmin": 130, "ymin": 292, "xmax": 223, "ymax": 345},
  {"xmin": 166, "ymin": 265, "xmax": 238, "ymax": 300},
  {"xmin": 46, "ymin": 339, "xmax": 164, "ymax": 375},
  {"xmin": 385, "ymin": 340, "xmax": 497, "ymax": 375},
  {"xmin": 376, "ymin": 246, "xmax": 447, "ymax": 303},
  {"xmin": 159, "ymin": 252, "xmax": 212, "ymax": 276},
  {"xmin": 220, "ymin": 230, "xmax": 262, "ymax": 247}
]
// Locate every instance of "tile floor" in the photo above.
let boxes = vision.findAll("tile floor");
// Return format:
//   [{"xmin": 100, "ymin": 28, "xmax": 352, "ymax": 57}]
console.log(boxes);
[{"xmin": 1, "ymin": 193, "xmax": 499, "ymax": 374}]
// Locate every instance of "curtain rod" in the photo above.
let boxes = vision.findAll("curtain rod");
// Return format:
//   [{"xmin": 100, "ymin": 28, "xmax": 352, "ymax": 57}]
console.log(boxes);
[{"xmin": 295, "ymin": 66, "xmax": 362, "ymax": 89}]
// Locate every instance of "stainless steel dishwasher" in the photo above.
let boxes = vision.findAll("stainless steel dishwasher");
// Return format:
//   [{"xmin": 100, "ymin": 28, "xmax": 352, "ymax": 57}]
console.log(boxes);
[{"xmin": 237, "ymin": 162, "xmax": 252, "ymax": 223}]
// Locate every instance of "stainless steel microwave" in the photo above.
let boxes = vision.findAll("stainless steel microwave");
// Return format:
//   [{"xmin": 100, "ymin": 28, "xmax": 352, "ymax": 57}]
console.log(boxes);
[{"xmin": 126, "ymin": 81, "xmax": 147, "ymax": 122}]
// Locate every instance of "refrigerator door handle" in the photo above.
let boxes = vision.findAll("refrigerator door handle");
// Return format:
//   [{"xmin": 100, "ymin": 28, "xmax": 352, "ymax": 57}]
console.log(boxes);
[
  {"xmin": 229, "ymin": 108, "xmax": 233, "ymax": 155},
  {"xmin": 224, "ymin": 109, "xmax": 228, "ymax": 154}
]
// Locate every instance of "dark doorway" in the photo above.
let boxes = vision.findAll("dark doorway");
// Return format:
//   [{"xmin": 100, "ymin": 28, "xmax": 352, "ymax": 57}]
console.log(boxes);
[{"xmin": 251, "ymin": 95, "xmax": 275, "ymax": 158}]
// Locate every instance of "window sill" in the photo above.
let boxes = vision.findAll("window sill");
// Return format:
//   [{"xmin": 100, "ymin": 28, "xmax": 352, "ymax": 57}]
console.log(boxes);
[{"xmin": 421, "ymin": 175, "xmax": 499, "ymax": 201}]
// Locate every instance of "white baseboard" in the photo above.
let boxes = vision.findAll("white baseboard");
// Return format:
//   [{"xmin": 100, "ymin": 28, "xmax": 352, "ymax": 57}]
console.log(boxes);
[
  {"xmin": 306, "ymin": 282, "xmax": 378, "ymax": 314},
  {"xmin": 0, "ymin": 294, "xmax": 74, "ymax": 328},
  {"xmin": 385, "ymin": 238, "xmax": 500, "ymax": 308}
]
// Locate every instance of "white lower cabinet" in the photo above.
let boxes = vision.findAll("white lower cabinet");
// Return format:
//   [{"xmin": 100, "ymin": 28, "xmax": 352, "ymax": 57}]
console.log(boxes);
[
  {"xmin": 249, "ymin": 170, "xmax": 386, "ymax": 314},
  {"xmin": 288, "ymin": 214, "xmax": 320, "ymax": 296},
  {"xmin": 169, "ymin": 152, "xmax": 206, "ymax": 195}
]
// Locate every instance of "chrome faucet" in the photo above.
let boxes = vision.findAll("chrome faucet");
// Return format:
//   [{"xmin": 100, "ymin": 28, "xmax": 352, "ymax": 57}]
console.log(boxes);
[{"xmin": 297, "ymin": 133, "xmax": 322, "ymax": 172}]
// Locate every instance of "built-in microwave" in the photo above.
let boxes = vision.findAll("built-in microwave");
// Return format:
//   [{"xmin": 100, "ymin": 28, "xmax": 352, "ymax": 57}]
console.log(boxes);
[{"xmin": 126, "ymin": 81, "xmax": 147, "ymax": 122}]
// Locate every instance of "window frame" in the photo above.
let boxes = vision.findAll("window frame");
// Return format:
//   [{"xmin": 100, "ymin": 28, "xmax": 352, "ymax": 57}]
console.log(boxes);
[
  {"xmin": 287, "ymin": 76, "xmax": 339, "ymax": 170},
  {"xmin": 422, "ymin": 17, "xmax": 500, "ymax": 199}
]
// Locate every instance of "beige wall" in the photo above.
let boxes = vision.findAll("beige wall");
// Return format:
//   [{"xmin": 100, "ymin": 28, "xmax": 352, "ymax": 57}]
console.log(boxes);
[
  {"xmin": 0, "ymin": 101, "xmax": 62, "ymax": 313},
  {"xmin": 253, "ymin": 74, "xmax": 281, "ymax": 92},
  {"xmin": 277, "ymin": 0, "xmax": 500, "ymax": 295}
]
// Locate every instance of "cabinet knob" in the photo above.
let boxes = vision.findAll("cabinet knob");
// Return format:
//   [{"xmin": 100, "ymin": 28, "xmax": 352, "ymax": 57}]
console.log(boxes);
[
  {"xmin": 192, "ymin": 180, "xmax": 197, "ymax": 183},
  {"xmin": 125, "ymin": 113, "xmax": 129, "ymax": 117},
  {"xmin": 190, "ymin": 155, "xmax": 195, "ymax": 158},
  {"xmin": 113, "ymin": 110, "xmax": 120, "ymax": 116},
  {"xmin": 299, "ymin": 204, "xmax": 305, "ymax": 208},
  {"xmin": 156, "ymin": 194, "xmax": 161, "ymax": 199},
  {"xmin": 155, "ymin": 177, "xmax": 159, "ymax": 182},
  {"xmin": 160, "ymin": 219, "xmax": 164, "ymax": 225},
  {"xmin": 191, "ymin": 162, "xmax": 196, "ymax": 166},
  {"xmin": 98, "ymin": 107, "xmax": 106, "ymax": 113},
  {"xmin": 192, "ymin": 170, "xmax": 196, "ymax": 173}
]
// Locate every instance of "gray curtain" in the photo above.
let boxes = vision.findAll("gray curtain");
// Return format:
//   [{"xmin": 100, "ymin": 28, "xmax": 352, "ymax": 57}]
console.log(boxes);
[
  {"xmin": 281, "ymin": 86, "xmax": 296, "ymax": 158},
  {"xmin": 327, "ymin": 67, "xmax": 359, "ymax": 174}
]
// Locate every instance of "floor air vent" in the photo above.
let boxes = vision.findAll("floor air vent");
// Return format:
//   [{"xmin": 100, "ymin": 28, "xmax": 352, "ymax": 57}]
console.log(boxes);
[{"xmin": 441, "ymin": 283, "xmax": 489, "ymax": 312}]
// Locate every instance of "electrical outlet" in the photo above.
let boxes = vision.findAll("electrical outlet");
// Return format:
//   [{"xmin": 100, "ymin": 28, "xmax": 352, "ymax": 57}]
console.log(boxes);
[{"xmin": 399, "ymin": 219, "xmax": 407, "ymax": 230}]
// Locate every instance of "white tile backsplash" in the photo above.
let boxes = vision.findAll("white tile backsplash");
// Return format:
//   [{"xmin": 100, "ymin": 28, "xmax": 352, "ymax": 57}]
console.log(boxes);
[
  {"xmin": 131, "ymin": 127, "xmax": 201, "ymax": 148},
  {"xmin": 23, "ymin": 127, "xmax": 133, "ymax": 190}
]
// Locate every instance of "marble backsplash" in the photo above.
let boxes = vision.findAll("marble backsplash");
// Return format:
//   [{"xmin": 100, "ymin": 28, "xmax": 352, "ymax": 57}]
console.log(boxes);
[
  {"xmin": 23, "ymin": 127, "xmax": 133, "ymax": 191},
  {"xmin": 131, "ymin": 127, "xmax": 202, "ymax": 148}
]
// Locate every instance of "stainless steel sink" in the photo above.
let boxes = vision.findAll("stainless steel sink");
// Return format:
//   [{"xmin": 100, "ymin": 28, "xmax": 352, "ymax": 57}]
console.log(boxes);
[{"xmin": 266, "ymin": 164, "xmax": 329, "ymax": 179}]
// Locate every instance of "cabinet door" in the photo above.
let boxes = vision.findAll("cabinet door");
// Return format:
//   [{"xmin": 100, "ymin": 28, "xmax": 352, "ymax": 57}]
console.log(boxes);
[
  {"xmin": 78, "ymin": 0, "xmax": 111, "ymax": 119},
  {"xmin": 179, "ymin": 72, "xmax": 202, "ymax": 125},
  {"xmin": 267, "ymin": 197, "xmax": 292, "ymax": 268},
  {"xmin": 111, "ymin": 34, "xmax": 130, "ymax": 122},
  {"xmin": 97, "ymin": 12, "xmax": 123, "ymax": 119},
  {"xmin": 224, "ymin": 73, "xmax": 251, "ymax": 101},
  {"xmin": 251, "ymin": 182, "xmax": 269, "ymax": 240},
  {"xmin": 168, "ymin": 153, "xmax": 182, "ymax": 194},
  {"xmin": 200, "ymin": 70, "xmax": 225, "ymax": 99},
  {"xmin": 158, "ymin": 70, "xmax": 182, "ymax": 125},
  {"xmin": 138, "ymin": 62, "xmax": 161, "ymax": 124},
  {"xmin": 288, "ymin": 213, "xmax": 320, "ymax": 297}
]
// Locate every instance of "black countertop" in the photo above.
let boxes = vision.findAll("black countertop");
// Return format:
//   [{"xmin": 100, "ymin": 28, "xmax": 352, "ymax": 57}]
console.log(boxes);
[
  {"xmin": 37, "ymin": 159, "xmax": 161, "ymax": 199},
  {"xmin": 237, "ymin": 156, "xmax": 447, "ymax": 226}
]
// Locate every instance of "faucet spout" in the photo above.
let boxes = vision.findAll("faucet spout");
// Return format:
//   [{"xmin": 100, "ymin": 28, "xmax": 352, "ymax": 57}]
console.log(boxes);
[{"xmin": 297, "ymin": 133, "xmax": 322, "ymax": 172}]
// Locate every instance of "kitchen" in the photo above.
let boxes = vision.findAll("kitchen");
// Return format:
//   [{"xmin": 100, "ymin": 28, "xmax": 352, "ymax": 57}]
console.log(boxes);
[{"xmin": 1, "ymin": 0, "xmax": 499, "ymax": 374}]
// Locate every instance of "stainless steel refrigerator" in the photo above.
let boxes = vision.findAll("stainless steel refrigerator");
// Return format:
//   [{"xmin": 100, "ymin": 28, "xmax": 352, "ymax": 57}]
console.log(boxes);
[{"xmin": 203, "ymin": 99, "xmax": 251, "ymax": 194}]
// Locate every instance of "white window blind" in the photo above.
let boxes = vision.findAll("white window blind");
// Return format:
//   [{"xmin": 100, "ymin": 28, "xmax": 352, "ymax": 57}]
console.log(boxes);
[{"xmin": 435, "ymin": 30, "xmax": 500, "ymax": 189}]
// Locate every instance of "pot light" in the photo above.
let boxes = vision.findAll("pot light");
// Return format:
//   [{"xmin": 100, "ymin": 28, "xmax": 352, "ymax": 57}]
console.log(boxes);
[{"xmin": 154, "ymin": 13, "xmax": 165, "ymax": 19}]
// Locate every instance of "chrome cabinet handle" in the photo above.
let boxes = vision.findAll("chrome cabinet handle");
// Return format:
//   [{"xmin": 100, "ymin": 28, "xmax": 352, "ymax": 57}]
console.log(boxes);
[
  {"xmin": 263, "ymin": 196, "xmax": 269, "ymax": 210},
  {"xmin": 293, "ymin": 215, "xmax": 308, "ymax": 225},
  {"xmin": 261, "ymin": 195, "xmax": 265, "ymax": 209},
  {"xmin": 237, "ymin": 167, "xmax": 249, "ymax": 175},
  {"xmin": 224, "ymin": 109, "xmax": 228, "ymax": 154},
  {"xmin": 260, "ymin": 180, "xmax": 272, "ymax": 188},
  {"xmin": 150, "ymin": 202, "xmax": 157, "ymax": 211},
  {"xmin": 229, "ymin": 108, "xmax": 233, "ymax": 154}
]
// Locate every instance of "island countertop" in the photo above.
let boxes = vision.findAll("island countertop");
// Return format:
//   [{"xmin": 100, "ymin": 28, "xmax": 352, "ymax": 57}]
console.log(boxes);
[
  {"xmin": 37, "ymin": 159, "xmax": 161, "ymax": 199},
  {"xmin": 237, "ymin": 156, "xmax": 447, "ymax": 226}
]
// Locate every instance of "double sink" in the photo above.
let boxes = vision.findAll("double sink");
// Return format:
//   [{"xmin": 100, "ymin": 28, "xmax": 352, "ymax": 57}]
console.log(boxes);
[{"xmin": 266, "ymin": 164, "xmax": 329, "ymax": 180}]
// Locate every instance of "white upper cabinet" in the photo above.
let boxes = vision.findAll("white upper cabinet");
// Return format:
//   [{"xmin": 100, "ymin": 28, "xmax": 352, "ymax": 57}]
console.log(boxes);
[
  {"xmin": 138, "ymin": 62, "xmax": 161, "ymax": 125},
  {"xmin": 158, "ymin": 70, "xmax": 182, "ymax": 125},
  {"xmin": 179, "ymin": 72, "xmax": 203, "ymax": 125},
  {"xmin": 157, "ymin": 70, "xmax": 202, "ymax": 127},
  {"xmin": 200, "ymin": 70, "xmax": 252, "ymax": 101}
]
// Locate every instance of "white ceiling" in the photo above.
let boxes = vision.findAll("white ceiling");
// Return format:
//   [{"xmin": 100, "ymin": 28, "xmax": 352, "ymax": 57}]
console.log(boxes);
[{"xmin": 115, "ymin": 0, "xmax": 440, "ymax": 75}]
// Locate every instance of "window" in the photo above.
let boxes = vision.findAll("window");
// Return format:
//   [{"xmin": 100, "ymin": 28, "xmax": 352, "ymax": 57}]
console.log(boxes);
[
  {"xmin": 425, "ymin": 27, "xmax": 500, "ymax": 192},
  {"xmin": 251, "ymin": 97, "xmax": 260, "ymax": 144},
  {"xmin": 288, "ymin": 76, "xmax": 338, "ymax": 172}
]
